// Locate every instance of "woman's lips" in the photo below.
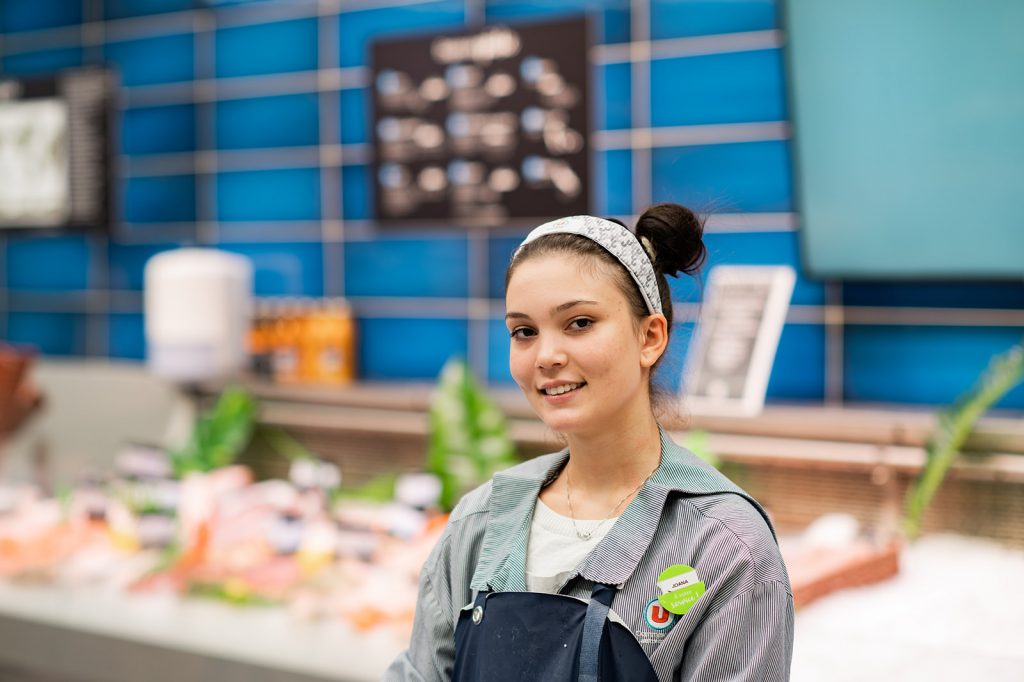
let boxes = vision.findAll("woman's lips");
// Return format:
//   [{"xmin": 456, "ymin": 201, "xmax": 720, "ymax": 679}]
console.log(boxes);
[{"xmin": 539, "ymin": 382, "xmax": 586, "ymax": 402}]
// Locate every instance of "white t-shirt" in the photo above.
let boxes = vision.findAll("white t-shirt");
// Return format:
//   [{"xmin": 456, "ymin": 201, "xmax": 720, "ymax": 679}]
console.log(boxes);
[{"xmin": 525, "ymin": 498, "xmax": 618, "ymax": 593}]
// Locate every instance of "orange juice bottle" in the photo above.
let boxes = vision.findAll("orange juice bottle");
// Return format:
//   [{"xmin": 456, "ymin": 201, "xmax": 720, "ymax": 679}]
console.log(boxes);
[
  {"xmin": 296, "ymin": 298, "xmax": 320, "ymax": 383},
  {"xmin": 336, "ymin": 299, "xmax": 356, "ymax": 383},
  {"xmin": 247, "ymin": 299, "xmax": 272, "ymax": 378},
  {"xmin": 308, "ymin": 298, "xmax": 355, "ymax": 384},
  {"xmin": 307, "ymin": 299, "xmax": 334, "ymax": 384},
  {"xmin": 270, "ymin": 298, "xmax": 302, "ymax": 384}
]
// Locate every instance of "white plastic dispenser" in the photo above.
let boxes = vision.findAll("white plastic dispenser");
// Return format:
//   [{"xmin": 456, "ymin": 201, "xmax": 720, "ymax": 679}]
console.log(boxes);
[{"xmin": 144, "ymin": 249, "xmax": 253, "ymax": 382}]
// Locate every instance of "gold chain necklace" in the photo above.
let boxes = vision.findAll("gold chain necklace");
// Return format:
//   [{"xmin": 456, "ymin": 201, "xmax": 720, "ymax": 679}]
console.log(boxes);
[{"xmin": 564, "ymin": 461, "xmax": 659, "ymax": 541}]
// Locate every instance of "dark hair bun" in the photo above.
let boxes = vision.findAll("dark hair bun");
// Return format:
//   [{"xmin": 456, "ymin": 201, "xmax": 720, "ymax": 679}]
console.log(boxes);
[{"xmin": 634, "ymin": 203, "xmax": 706, "ymax": 278}]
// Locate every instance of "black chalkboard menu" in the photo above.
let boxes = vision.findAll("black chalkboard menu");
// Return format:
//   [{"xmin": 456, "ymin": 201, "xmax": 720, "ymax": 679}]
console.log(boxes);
[{"xmin": 370, "ymin": 17, "xmax": 590, "ymax": 225}]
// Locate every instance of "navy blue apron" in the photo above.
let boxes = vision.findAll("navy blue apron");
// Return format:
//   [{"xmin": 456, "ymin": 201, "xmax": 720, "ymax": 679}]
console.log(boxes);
[{"xmin": 452, "ymin": 583, "xmax": 659, "ymax": 682}]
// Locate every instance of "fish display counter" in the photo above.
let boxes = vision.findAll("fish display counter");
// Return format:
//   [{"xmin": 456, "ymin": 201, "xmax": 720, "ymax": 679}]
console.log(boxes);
[{"xmin": 0, "ymin": 449, "xmax": 443, "ymax": 681}]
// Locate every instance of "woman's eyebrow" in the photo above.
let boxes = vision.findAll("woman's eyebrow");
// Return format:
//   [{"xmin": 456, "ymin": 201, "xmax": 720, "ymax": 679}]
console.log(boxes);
[
  {"xmin": 553, "ymin": 299, "xmax": 598, "ymax": 313},
  {"xmin": 506, "ymin": 300, "xmax": 599, "ymax": 320}
]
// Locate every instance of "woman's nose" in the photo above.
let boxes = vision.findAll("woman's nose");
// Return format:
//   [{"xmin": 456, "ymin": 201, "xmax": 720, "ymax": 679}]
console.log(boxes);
[{"xmin": 536, "ymin": 335, "xmax": 567, "ymax": 369}]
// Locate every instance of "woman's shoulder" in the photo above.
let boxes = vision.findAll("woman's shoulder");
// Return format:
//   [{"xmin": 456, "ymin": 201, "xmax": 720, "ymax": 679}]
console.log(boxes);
[
  {"xmin": 662, "ymin": 490, "xmax": 789, "ymax": 590},
  {"xmin": 669, "ymin": 490, "xmax": 776, "ymax": 545}
]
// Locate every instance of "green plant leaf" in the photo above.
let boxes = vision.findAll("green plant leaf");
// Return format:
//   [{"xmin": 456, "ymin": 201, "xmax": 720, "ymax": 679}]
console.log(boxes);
[
  {"xmin": 903, "ymin": 339, "xmax": 1024, "ymax": 539},
  {"xmin": 427, "ymin": 358, "xmax": 518, "ymax": 510},
  {"xmin": 257, "ymin": 424, "xmax": 317, "ymax": 462},
  {"xmin": 172, "ymin": 387, "xmax": 258, "ymax": 477},
  {"xmin": 682, "ymin": 430, "xmax": 721, "ymax": 469},
  {"xmin": 186, "ymin": 580, "xmax": 280, "ymax": 607},
  {"xmin": 334, "ymin": 473, "xmax": 397, "ymax": 504}
]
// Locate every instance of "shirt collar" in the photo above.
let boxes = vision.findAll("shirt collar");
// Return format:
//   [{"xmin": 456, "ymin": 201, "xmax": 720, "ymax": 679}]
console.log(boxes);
[{"xmin": 470, "ymin": 428, "xmax": 772, "ymax": 592}]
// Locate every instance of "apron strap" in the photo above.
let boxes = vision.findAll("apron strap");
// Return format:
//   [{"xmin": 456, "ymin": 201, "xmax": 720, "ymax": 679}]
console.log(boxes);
[{"xmin": 577, "ymin": 583, "xmax": 616, "ymax": 682}]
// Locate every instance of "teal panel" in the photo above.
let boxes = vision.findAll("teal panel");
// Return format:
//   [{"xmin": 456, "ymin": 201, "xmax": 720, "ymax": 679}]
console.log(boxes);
[{"xmin": 786, "ymin": 0, "xmax": 1024, "ymax": 278}]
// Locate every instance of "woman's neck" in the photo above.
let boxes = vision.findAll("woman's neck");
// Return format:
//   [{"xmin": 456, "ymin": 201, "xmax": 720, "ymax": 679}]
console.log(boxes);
[{"xmin": 561, "ymin": 412, "xmax": 662, "ymax": 495}]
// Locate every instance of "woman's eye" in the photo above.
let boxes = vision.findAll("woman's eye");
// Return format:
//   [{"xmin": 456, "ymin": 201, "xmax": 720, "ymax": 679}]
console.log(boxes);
[
  {"xmin": 568, "ymin": 318, "xmax": 593, "ymax": 331},
  {"xmin": 509, "ymin": 327, "xmax": 536, "ymax": 339}
]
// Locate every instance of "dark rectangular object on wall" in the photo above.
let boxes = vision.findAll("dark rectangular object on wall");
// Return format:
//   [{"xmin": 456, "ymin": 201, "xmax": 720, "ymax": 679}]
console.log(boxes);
[
  {"xmin": 0, "ymin": 67, "xmax": 116, "ymax": 232},
  {"xmin": 370, "ymin": 17, "xmax": 590, "ymax": 225}
]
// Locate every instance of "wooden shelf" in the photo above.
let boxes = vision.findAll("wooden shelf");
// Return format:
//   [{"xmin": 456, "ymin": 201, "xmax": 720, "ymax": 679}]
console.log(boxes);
[
  {"xmin": 194, "ymin": 379, "xmax": 1024, "ymax": 545},
  {"xmin": 202, "ymin": 377, "xmax": 1024, "ymax": 468}
]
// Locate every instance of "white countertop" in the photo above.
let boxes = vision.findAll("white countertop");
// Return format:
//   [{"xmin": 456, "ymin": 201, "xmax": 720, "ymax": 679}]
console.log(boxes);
[{"xmin": 0, "ymin": 582, "xmax": 405, "ymax": 681}]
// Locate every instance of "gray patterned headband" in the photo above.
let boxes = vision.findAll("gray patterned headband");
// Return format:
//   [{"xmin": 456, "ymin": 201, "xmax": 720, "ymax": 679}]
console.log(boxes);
[{"xmin": 515, "ymin": 215, "xmax": 663, "ymax": 315}]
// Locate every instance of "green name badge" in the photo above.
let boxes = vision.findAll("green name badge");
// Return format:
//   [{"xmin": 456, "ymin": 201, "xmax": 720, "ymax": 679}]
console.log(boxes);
[{"xmin": 656, "ymin": 564, "xmax": 705, "ymax": 615}]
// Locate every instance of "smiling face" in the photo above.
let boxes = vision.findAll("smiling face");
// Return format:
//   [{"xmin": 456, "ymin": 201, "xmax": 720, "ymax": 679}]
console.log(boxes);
[{"xmin": 505, "ymin": 252, "xmax": 665, "ymax": 437}]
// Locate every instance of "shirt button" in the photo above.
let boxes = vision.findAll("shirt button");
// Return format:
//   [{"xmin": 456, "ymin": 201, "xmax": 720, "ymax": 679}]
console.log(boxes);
[{"xmin": 472, "ymin": 606, "xmax": 484, "ymax": 624}]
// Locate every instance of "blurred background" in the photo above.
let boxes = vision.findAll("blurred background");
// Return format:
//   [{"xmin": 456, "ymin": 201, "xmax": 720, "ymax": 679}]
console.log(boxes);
[
  {"xmin": 0, "ymin": 0, "xmax": 1021, "ymax": 680},
  {"xmin": 0, "ymin": 0, "xmax": 1018, "ymax": 400}
]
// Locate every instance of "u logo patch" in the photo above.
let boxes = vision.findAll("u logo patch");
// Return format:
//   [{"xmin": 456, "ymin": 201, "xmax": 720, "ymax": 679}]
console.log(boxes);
[{"xmin": 643, "ymin": 597, "xmax": 678, "ymax": 631}]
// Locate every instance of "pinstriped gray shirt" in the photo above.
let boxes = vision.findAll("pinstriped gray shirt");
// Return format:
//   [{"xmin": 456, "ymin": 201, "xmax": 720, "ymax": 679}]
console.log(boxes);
[{"xmin": 384, "ymin": 429, "xmax": 794, "ymax": 681}]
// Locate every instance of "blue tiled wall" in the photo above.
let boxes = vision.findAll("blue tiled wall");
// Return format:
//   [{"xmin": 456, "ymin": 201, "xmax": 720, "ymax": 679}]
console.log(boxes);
[
  {"xmin": 104, "ymin": 33, "xmax": 194, "ymax": 85},
  {"xmin": 1, "ymin": 0, "xmax": 1021, "ymax": 410}
]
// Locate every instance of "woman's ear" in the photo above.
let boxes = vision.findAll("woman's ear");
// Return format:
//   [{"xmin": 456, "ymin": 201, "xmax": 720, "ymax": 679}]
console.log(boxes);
[{"xmin": 638, "ymin": 314, "xmax": 669, "ymax": 369}]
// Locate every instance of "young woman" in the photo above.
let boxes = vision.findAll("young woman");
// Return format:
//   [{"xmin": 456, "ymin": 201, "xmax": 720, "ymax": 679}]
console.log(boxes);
[{"xmin": 386, "ymin": 204, "xmax": 793, "ymax": 681}]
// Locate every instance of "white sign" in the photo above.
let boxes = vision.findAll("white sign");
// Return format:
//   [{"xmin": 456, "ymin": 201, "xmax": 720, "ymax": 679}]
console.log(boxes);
[
  {"xmin": 682, "ymin": 266, "xmax": 796, "ymax": 417},
  {"xmin": 0, "ymin": 98, "xmax": 70, "ymax": 225}
]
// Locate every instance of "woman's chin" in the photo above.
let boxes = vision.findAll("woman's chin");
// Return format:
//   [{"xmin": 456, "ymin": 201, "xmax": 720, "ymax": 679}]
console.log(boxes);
[{"xmin": 535, "ymin": 411, "xmax": 596, "ymax": 437}]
